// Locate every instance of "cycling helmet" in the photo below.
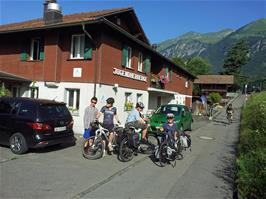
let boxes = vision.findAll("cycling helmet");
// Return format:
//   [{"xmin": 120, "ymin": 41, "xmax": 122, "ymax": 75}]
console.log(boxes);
[
  {"xmin": 136, "ymin": 102, "xmax": 145, "ymax": 109},
  {"xmin": 166, "ymin": 113, "xmax": 175, "ymax": 119},
  {"xmin": 106, "ymin": 97, "xmax": 115, "ymax": 104}
]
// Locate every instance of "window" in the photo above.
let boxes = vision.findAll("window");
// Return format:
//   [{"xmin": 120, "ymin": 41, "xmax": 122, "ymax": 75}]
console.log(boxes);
[
  {"xmin": 66, "ymin": 89, "xmax": 80, "ymax": 113},
  {"xmin": 185, "ymin": 81, "xmax": 189, "ymax": 88},
  {"xmin": 30, "ymin": 38, "xmax": 44, "ymax": 60},
  {"xmin": 71, "ymin": 34, "xmax": 85, "ymax": 59},
  {"xmin": 124, "ymin": 92, "xmax": 133, "ymax": 111},
  {"xmin": 138, "ymin": 53, "xmax": 143, "ymax": 72},
  {"xmin": 30, "ymin": 87, "xmax": 39, "ymax": 99},
  {"xmin": 137, "ymin": 93, "xmax": 143, "ymax": 103},
  {"xmin": 117, "ymin": 18, "xmax": 121, "ymax": 25},
  {"xmin": 122, "ymin": 46, "xmax": 132, "ymax": 68},
  {"xmin": 18, "ymin": 102, "xmax": 37, "ymax": 119}
]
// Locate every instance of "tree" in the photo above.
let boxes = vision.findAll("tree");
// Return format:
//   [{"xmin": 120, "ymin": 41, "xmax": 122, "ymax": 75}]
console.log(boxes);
[
  {"xmin": 172, "ymin": 56, "xmax": 186, "ymax": 68},
  {"xmin": 223, "ymin": 40, "xmax": 250, "ymax": 75},
  {"xmin": 172, "ymin": 56, "xmax": 212, "ymax": 76},
  {"xmin": 186, "ymin": 57, "xmax": 211, "ymax": 76},
  {"xmin": 223, "ymin": 40, "xmax": 250, "ymax": 89}
]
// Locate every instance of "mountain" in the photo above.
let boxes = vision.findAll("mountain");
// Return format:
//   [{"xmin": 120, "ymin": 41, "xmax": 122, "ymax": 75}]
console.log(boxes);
[{"xmin": 158, "ymin": 19, "xmax": 266, "ymax": 79}]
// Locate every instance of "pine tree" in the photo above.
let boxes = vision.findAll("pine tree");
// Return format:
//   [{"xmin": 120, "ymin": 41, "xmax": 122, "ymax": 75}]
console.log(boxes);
[{"xmin": 223, "ymin": 40, "xmax": 250, "ymax": 75}]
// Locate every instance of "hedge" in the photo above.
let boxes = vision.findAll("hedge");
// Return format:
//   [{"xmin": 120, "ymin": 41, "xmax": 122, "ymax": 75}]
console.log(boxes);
[{"xmin": 237, "ymin": 92, "xmax": 266, "ymax": 199}]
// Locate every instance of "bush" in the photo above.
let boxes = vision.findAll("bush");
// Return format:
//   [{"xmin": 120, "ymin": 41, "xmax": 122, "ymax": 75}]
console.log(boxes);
[
  {"xmin": 208, "ymin": 92, "xmax": 222, "ymax": 103},
  {"xmin": 237, "ymin": 92, "xmax": 266, "ymax": 198}
]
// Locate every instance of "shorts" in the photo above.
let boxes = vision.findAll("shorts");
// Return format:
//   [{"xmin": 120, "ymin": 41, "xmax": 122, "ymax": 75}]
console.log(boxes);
[
  {"xmin": 83, "ymin": 128, "xmax": 95, "ymax": 139},
  {"xmin": 125, "ymin": 121, "xmax": 147, "ymax": 130},
  {"xmin": 102, "ymin": 123, "xmax": 115, "ymax": 132}
]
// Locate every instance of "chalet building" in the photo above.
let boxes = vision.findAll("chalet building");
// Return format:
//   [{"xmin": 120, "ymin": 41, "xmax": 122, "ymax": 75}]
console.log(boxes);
[
  {"xmin": 194, "ymin": 75, "xmax": 234, "ymax": 98},
  {"xmin": 0, "ymin": 0, "xmax": 195, "ymax": 134}
]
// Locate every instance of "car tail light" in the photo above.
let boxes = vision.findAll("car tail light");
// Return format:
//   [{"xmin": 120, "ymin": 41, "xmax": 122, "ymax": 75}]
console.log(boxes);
[
  {"xmin": 28, "ymin": 122, "xmax": 52, "ymax": 131},
  {"xmin": 67, "ymin": 120, "xmax": 74, "ymax": 129}
]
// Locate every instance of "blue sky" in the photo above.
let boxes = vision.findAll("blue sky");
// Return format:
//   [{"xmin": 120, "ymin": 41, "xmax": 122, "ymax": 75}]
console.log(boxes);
[{"xmin": 0, "ymin": 0, "xmax": 265, "ymax": 43}]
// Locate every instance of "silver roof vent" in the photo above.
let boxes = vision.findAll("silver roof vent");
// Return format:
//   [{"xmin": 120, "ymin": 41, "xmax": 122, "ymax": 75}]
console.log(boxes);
[{"xmin": 43, "ymin": 0, "xmax": 63, "ymax": 25}]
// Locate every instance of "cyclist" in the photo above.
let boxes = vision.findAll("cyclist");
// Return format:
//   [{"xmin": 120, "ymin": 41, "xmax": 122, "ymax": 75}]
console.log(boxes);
[
  {"xmin": 98, "ymin": 97, "xmax": 120, "ymax": 152},
  {"xmin": 161, "ymin": 113, "xmax": 178, "ymax": 143},
  {"xmin": 125, "ymin": 102, "xmax": 148, "ymax": 143},
  {"xmin": 226, "ymin": 103, "xmax": 234, "ymax": 121},
  {"xmin": 83, "ymin": 97, "xmax": 99, "ymax": 146}
]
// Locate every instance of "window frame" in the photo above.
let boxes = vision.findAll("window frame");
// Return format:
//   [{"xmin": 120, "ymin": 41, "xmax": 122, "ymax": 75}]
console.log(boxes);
[
  {"xmin": 125, "ymin": 46, "xmax": 132, "ymax": 68},
  {"xmin": 71, "ymin": 34, "xmax": 85, "ymax": 59},
  {"xmin": 65, "ymin": 88, "xmax": 80, "ymax": 114},
  {"xmin": 30, "ymin": 38, "xmax": 41, "ymax": 61},
  {"xmin": 138, "ymin": 52, "xmax": 143, "ymax": 72}
]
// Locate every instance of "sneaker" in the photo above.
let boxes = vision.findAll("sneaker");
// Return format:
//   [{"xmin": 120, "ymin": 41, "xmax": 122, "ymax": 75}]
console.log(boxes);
[{"xmin": 108, "ymin": 143, "xmax": 114, "ymax": 152}]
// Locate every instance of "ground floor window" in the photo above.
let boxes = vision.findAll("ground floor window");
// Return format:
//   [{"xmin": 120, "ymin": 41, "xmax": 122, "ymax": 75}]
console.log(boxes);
[
  {"xmin": 124, "ymin": 92, "xmax": 133, "ymax": 111},
  {"xmin": 30, "ymin": 87, "xmax": 39, "ymax": 99},
  {"xmin": 66, "ymin": 89, "xmax": 80, "ymax": 114},
  {"xmin": 137, "ymin": 93, "xmax": 143, "ymax": 103}
]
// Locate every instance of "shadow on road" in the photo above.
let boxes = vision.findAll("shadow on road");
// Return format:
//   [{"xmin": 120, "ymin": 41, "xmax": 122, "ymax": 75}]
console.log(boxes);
[{"xmin": 213, "ymin": 141, "xmax": 239, "ymax": 199}]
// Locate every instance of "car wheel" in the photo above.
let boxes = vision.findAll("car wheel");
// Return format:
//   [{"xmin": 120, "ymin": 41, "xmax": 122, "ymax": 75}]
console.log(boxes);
[{"xmin": 9, "ymin": 133, "xmax": 28, "ymax": 154}]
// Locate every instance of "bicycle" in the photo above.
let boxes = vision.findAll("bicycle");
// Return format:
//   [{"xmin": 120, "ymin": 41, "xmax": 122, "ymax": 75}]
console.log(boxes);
[
  {"xmin": 119, "ymin": 126, "xmax": 159, "ymax": 162},
  {"xmin": 82, "ymin": 121, "xmax": 123, "ymax": 160},
  {"xmin": 155, "ymin": 131, "xmax": 183, "ymax": 167},
  {"xmin": 226, "ymin": 110, "xmax": 233, "ymax": 124}
]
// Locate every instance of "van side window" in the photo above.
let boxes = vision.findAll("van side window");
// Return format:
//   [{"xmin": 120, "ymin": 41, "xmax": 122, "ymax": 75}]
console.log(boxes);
[
  {"xmin": 18, "ymin": 103, "xmax": 36, "ymax": 119},
  {"xmin": 0, "ymin": 100, "xmax": 12, "ymax": 114}
]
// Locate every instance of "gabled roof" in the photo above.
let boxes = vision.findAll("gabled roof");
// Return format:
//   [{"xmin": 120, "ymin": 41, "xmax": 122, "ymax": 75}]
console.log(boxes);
[
  {"xmin": 194, "ymin": 75, "xmax": 234, "ymax": 84},
  {"xmin": 0, "ymin": 7, "xmax": 195, "ymax": 79},
  {"xmin": 0, "ymin": 7, "xmax": 132, "ymax": 33}
]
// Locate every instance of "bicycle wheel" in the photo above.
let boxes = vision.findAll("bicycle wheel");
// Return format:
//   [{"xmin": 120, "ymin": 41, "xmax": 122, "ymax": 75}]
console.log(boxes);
[
  {"xmin": 175, "ymin": 141, "xmax": 184, "ymax": 160},
  {"xmin": 140, "ymin": 134, "xmax": 159, "ymax": 154},
  {"xmin": 82, "ymin": 136, "xmax": 104, "ymax": 160},
  {"xmin": 158, "ymin": 142, "xmax": 168, "ymax": 167},
  {"xmin": 119, "ymin": 137, "xmax": 134, "ymax": 162}
]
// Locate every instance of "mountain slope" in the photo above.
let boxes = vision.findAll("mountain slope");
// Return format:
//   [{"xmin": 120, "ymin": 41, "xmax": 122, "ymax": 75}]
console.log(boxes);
[{"xmin": 158, "ymin": 19, "xmax": 266, "ymax": 79}]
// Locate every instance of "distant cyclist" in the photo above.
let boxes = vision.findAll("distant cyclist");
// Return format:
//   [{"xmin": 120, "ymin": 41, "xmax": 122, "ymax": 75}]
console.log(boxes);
[
  {"xmin": 226, "ymin": 103, "xmax": 234, "ymax": 122},
  {"xmin": 125, "ymin": 102, "xmax": 148, "ymax": 143},
  {"xmin": 98, "ymin": 97, "xmax": 120, "ymax": 152}
]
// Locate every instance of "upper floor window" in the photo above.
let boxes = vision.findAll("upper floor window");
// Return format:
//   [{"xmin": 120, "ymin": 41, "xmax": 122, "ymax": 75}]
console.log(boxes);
[
  {"xmin": 30, "ymin": 38, "xmax": 44, "ymax": 61},
  {"xmin": 122, "ymin": 46, "xmax": 132, "ymax": 68},
  {"xmin": 71, "ymin": 34, "xmax": 85, "ymax": 59},
  {"xmin": 138, "ymin": 52, "xmax": 143, "ymax": 72}
]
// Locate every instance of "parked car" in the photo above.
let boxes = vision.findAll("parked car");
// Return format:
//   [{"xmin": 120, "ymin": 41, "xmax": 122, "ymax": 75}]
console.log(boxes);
[
  {"xmin": 148, "ymin": 104, "xmax": 193, "ymax": 133},
  {"xmin": 0, "ymin": 97, "xmax": 75, "ymax": 154}
]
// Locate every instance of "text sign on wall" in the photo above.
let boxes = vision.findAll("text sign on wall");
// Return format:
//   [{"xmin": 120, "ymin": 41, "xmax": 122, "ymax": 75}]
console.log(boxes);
[{"xmin": 113, "ymin": 68, "xmax": 147, "ymax": 82}]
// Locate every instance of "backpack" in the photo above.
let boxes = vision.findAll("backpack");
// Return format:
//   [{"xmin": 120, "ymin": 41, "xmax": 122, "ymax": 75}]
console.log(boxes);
[{"xmin": 180, "ymin": 134, "xmax": 191, "ymax": 149}]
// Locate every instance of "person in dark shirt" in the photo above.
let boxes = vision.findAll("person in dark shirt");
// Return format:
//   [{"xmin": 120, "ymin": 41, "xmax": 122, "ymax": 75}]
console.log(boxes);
[
  {"xmin": 98, "ymin": 97, "xmax": 120, "ymax": 152},
  {"xmin": 161, "ymin": 113, "xmax": 178, "ymax": 142}
]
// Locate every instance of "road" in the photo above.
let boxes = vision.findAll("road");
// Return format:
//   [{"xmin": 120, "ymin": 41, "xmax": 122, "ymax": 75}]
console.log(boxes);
[{"xmin": 0, "ymin": 95, "xmax": 244, "ymax": 199}]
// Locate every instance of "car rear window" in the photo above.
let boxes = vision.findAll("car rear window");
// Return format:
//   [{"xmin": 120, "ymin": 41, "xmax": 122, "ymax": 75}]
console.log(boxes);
[{"xmin": 39, "ymin": 104, "xmax": 70, "ymax": 119}]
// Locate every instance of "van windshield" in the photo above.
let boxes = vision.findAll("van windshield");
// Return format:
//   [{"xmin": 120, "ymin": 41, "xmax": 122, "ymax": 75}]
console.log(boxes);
[{"xmin": 39, "ymin": 104, "xmax": 71, "ymax": 119}]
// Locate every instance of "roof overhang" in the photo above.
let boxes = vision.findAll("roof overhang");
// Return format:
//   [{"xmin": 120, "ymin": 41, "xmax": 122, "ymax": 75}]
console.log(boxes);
[
  {"xmin": 0, "ymin": 71, "xmax": 31, "ymax": 83},
  {"xmin": 148, "ymin": 87, "xmax": 179, "ymax": 95}
]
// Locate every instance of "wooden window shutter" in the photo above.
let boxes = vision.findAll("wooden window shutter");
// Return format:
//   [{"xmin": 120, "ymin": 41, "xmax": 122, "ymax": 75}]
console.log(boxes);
[
  {"xmin": 165, "ymin": 66, "xmax": 169, "ymax": 76},
  {"xmin": 84, "ymin": 36, "xmax": 93, "ymax": 60},
  {"xmin": 121, "ymin": 46, "xmax": 128, "ymax": 67},
  {"xmin": 39, "ymin": 39, "xmax": 45, "ymax": 60},
  {"xmin": 144, "ymin": 57, "xmax": 151, "ymax": 74},
  {"xmin": 20, "ymin": 40, "xmax": 28, "ymax": 61},
  {"xmin": 170, "ymin": 68, "xmax": 173, "ymax": 81}
]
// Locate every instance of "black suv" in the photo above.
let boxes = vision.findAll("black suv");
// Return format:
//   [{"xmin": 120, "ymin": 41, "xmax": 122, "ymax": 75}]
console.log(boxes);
[{"xmin": 0, "ymin": 97, "xmax": 75, "ymax": 154}]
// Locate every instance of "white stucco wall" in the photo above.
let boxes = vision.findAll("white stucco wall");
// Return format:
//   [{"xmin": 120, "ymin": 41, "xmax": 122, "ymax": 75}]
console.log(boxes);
[
  {"xmin": 95, "ymin": 84, "xmax": 149, "ymax": 126},
  {"xmin": 22, "ymin": 82, "xmax": 148, "ymax": 134}
]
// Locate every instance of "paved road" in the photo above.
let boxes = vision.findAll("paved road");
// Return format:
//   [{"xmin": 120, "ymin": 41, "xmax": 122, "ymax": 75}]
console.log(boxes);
[{"xmin": 0, "ymin": 96, "xmax": 243, "ymax": 199}]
